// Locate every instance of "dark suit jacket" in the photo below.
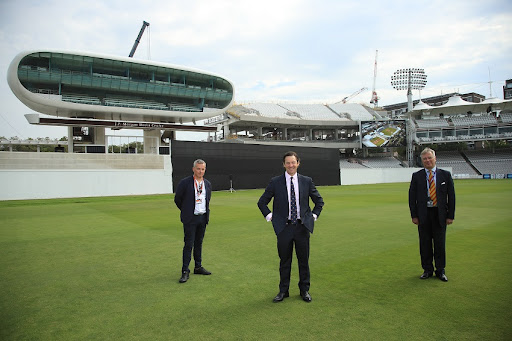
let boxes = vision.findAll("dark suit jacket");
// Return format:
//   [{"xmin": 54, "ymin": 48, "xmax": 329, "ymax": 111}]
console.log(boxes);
[
  {"xmin": 409, "ymin": 168, "xmax": 455, "ymax": 227},
  {"xmin": 174, "ymin": 175, "xmax": 212, "ymax": 225},
  {"xmin": 258, "ymin": 173, "xmax": 324, "ymax": 235}
]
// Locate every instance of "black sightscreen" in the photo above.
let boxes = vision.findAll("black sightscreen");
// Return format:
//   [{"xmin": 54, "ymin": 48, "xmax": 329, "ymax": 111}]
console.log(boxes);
[{"xmin": 171, "ymin": 141, "xmax": 340, "ymax": 191}]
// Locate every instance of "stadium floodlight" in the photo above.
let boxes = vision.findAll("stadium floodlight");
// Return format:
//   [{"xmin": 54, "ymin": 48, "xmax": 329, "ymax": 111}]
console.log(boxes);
[
  {"xmin": 391, "ymin": 68, "xmax": 427, "ymax": 112},
  {"xmin": 391, "ymin": 68, "xmax": 427, "ymax": 168}
]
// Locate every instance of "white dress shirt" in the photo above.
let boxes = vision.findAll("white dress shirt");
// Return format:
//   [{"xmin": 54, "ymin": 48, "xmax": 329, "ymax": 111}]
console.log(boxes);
[
  {"xmin": 194, "ymin": 178, "xmax": 207, "ymax": 215},
  {"xmin": 265, "ymin": 172, "xmax": 317, "ymax": 222}
]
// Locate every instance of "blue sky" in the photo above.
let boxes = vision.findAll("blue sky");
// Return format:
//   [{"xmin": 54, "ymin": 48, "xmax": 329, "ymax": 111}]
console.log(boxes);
[{"xmin": 0, "ymin": 0, "xmax": 511, "ymax": 139}]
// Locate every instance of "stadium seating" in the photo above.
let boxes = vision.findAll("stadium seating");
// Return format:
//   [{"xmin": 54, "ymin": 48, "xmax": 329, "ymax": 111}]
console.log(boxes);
[
  {"xmin": 361, "ymin": 157, "xmax": 403, "ymax": 168},
  {"xmin": 462, "ymin": 149, "xmax": 512, "ymax": 175},
  {"xmin": 451, "ymin": 115, "xmax": 497, "ymax": 127},
  {"xmin": 436, "ymin": 151, "xmax": 479, "ymax": 176},
  {"xmin": 500, "ymin": 113, "xmax": 512, "ymax": 123},
  {"xmin": 328, "ymin": 103, "xmax": 374, "ymax": 121},
  {"xmin": 105, "ymin": 94, "xmax": 168, "ymax": 111},
  {"xmin": 62, "ymin": 93, "xmax": 101, "ymax": 105},
  {"xmin": 340, "ymin": 157, "xmax": 402, "ymax": 169},
  {"xmin": 280, "ymin": 103, "xmax": 341, "ymax": 121},
  {"xmin": 415, "ymin": 118, "xmax": 450, "ymax": 128},
  {"xmin": 242, "ymin": 103, "xmax": 292, "ymax": 119},
  {"xmin": 339, "ymin": 159, "xmax": 369, "ymax": 169}
]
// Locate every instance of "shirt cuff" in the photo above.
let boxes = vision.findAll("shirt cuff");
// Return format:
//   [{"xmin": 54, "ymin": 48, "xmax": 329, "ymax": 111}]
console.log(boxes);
[
  {"xmin": 265, "ymin": 213, "xmax": 272, "ymax": 222},
  {"xmin": 313, "ymin": 213, "xmax": 318, "ymax": 221}
]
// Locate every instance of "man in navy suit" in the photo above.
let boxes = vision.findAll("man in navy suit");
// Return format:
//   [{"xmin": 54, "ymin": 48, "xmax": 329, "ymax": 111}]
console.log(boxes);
[
  {"xmin": 258, "ymin": 151, "xmax": 324, "ymax": 302},
  {"xmin": 174, "ymin": 159, "xmax": 212, "ymax": 283},
  {"xmin": 409, "ymin": 148, "xmax": 455, "ymax": 282}
]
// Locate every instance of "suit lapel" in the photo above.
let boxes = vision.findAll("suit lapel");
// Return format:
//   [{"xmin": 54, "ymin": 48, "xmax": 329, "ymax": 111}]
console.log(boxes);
[
  {"xmin": 420, "ymin": 169, "xmax": 428, "ymax": 197},
  {"xmin": 436, "ymin": 169, "xmax": 443, "ymax": 192},
  {"xmin": 297, "ymin": 174, "xmax": 306, "ymax": 208},
  {"xmin": 279, "ymin": 174, "xmax": 288, "ymax": 205}
]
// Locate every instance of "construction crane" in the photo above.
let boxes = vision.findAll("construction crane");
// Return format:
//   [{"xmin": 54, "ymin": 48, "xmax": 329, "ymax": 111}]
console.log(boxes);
[
  {"xmin": 337, "ymin": 87, "xmax": 368, "ymax": 104},
  {"xmin": 370, "ymin": 49, "xmax": 380, "ymax": 107},
  {"xmin": 129, "ymin": 21, "xmax": 150, "ymax": 57}
]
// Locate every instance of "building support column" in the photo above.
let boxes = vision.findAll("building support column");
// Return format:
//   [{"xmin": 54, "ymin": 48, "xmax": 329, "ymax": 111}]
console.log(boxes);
[
  {"xmin": 67, "ymin": 126, "xmax": 74, "ymax": 153},
  {"xmin": 144, "ymin": 129, "xmax": 160, "ymax": 154}
]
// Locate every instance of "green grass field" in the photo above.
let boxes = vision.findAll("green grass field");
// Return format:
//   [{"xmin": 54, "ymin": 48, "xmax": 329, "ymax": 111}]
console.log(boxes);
[
  {"xmin": 381, "ymin": 127, "xmax": 397, "ymax": 136},
  {"xmin": 1, "ymin": 180, "xmax": 511, "ymax": 340}
]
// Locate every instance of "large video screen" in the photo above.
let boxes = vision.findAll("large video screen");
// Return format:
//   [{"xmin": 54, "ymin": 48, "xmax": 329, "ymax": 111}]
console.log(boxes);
[{"xmin": 361, "ymin": 120, "xmax": 407, "ymax": 148}]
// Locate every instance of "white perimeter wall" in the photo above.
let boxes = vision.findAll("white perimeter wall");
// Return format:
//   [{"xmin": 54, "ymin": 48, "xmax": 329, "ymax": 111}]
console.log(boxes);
[
  {"xmin": 0, "ymin": 155, "xmax": 173, "ymax": 200},
  {"xmin": 340, "ymin": 167, "xmax": 453, "ymax": 185}
]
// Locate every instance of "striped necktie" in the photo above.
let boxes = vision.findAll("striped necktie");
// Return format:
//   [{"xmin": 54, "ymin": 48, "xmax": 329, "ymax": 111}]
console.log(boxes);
[
  {"xmin": 428, "ymin": 170, "xmax": 437, "ymax": 206},
  {"xmin": 290, "ymin": 177, "xmax": 298, "ymax": 224}
]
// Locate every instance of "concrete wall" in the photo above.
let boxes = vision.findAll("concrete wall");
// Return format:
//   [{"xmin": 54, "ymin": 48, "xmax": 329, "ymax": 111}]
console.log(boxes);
[
  {"xmin": 0, "ymin": 153, "xmax": 172, "ymax": 200},
  {"xmin": 340, "ymin": 167, "xmax": 453, "ymax": 185}
]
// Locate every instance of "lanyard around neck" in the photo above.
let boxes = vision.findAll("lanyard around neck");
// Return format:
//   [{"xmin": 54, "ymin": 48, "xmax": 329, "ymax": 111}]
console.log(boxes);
[{"xmin": 194, "ymin": 178, "xmax": 203, "ymax": 195}]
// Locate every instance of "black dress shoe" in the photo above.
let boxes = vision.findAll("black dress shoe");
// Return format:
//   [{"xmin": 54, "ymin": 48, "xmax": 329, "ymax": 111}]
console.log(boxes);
[
  {"xmin": 420, "ymin": 272, "xmax": 433, "ymax": 279},
  {"xmin": 273, "ymin": 292, "xmax": 289, "ymax": 303},
  {"xmin": 193, "ymin": 267, "xmax": 211, "ymax": 275},
  {"xmin": 179, "ymin": 270, "xmax": 190, "ymax": 283},
  {"xmin": 437, "ymin": 273, "xmax": 448, "ymax": 282},
  {"xmin": 300, "ymin": 291, "xmax": 312, "ymax": 302}
]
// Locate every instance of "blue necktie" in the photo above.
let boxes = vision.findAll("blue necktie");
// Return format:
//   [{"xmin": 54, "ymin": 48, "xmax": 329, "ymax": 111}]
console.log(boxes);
[{"xmin": 290, "ymin": 177, "xmax": 298, "ymax": 224}]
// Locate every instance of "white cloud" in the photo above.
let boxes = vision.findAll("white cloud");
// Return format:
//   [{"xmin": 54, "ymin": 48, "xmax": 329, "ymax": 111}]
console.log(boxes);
[{"xmin": 0, "ymin": 0, "xmax": 511, "ymax": 138}]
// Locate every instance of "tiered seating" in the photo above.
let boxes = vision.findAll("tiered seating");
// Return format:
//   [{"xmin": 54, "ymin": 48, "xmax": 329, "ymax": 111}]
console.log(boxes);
[
  {"xmin": 451, "ymin": 115, "xmax": 497, "ymax": 127},
  {"xmin": 339, "ymin": 160, "xmax": 368, "ymax": 169},
  {"xmin": 105, "ymin": 94, "xmax": 168, "ymax": 110},
  {"xmin": 280, "ymin": 104, "xmax": 340, "ymax": 120},
  {"xmin": 465, "ymin": 149, "xmax": 512, "ymax": 175},
  {"xmin": 436, "ymin": 151, "xmax": 478, "ymax": 176},
  {"xmin": 328, "ymin": 103, "xmax": 374, "ymax": 121},
  {"xmin": 465, "ymin": 149, "xmax": 512, "ymax": 161},
  {"xmin": 500, "ymin": 113, "xmax": 512, "ymax": 123},
  {"xmin": 359, "ymin": 157, "xmax": 402, "ymax": 168},
  {"xmin": 62, "ymin": 93, "xmax": 101, "ymax": 105},
  {"xmin": 416, "ymin": 119, "xmax": 450, "ymax": 128},
  {"xmin": 169, "ymin": 102, "xmax": 201, "ymax": 112},
  {"xmin": 243, "ymin": 103, "xmax": 292, "ymax": 119}
]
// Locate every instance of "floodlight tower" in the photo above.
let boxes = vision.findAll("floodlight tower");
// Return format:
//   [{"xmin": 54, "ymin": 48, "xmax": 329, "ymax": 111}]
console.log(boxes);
[
  {"xmin": 390, "ymin": 68, "xmax": 427, "ymax": 166},
  {"xmin": 391, "ymin": 68, "xmax": 427, "ymax": 111}
]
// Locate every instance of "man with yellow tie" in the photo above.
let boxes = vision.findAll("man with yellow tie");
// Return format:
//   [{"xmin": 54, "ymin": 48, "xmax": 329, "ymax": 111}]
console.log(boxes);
[{"xmin": 409, "ymin": 148, "xmax": 456, "ymax": 282}]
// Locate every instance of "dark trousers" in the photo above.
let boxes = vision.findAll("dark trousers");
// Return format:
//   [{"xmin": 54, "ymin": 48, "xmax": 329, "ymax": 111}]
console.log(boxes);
[
  {"xmin": 182, "ymin": 214, "xmax": 207, "ymax": 272},
  {"xmin": 277, "ymin": 221, "xmax": 310, "ymax": 293},
  {"xmin": 418, "ymin": 208, "xmax": 446, "ymax": 274}
]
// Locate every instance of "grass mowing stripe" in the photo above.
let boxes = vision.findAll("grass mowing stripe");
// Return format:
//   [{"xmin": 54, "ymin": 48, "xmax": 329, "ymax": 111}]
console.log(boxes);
[{"xmin": 1, "ymin": 180, "xmax": 511, "ymax": 340}]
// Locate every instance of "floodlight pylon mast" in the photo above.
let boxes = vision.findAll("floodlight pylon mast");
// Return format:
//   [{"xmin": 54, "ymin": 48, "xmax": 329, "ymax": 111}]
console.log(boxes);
[{"xmin": 390, "ymin": 68, "xmax": 427, "ymax": 167}]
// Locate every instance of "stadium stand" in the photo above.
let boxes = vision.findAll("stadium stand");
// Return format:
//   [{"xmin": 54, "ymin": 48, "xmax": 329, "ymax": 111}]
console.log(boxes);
[
  {"xmin": 463, "ymin": 149, "xmax": 512, "ymax": 175},
  {"xmin": 500, "ymin": 113, "xmax": 512, "ymax": 123},
  {"xmin": 436, "ymin": 151, "xmax": 479, "ymax": 177},
  {"xmin": 415, "ymin": 118, "xmax": 450, "ymax": 128},
  {"xmin": 242, "ymin": 103, "xmax": 292, "ymax": 119},
  {"xmin": 451, "ymin": 115, "xmax": 497, "ymax": 127},
  {"xmin": 62, "ymin": 93, "xmax": 102, "ymax": 106},
  {"xmin": 280, "ymin": 103, "xmax": 341, "ymax": 121},
  {"xmin": 361, "ymin": 157, "xmax": 403, "ymax": 168},
  {"xmin": 339, "ymin": 159, "xmax": 369, "ymax": 169},
  {"xmin": 104, "ymin": 94, "xmax": 169, "ymax": 111},
  {"xmin": 329, "ymin": 103, "xmax": 374, "ymax": 121},
  {"xmin": 340, "ymin": 156, "xmax": 402, "ymax": 169}
]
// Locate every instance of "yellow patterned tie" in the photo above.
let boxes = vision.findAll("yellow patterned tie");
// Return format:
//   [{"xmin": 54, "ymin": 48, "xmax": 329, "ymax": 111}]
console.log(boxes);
[{"xmin": 428, "ymin": 170, "xmax": 437, "ymax": 206}]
